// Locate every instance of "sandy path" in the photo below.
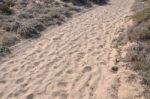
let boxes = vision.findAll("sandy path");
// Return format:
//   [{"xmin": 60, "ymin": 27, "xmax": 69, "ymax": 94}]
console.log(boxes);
[{"xmin": 0, "ymin": 0, "xmax": 135, "ymax": 99}]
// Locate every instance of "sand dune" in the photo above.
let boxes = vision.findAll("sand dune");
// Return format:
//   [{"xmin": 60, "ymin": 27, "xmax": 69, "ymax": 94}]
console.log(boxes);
[{"xmin": 0, "ymin": 0, "xmax": 144, "ymax": 99}]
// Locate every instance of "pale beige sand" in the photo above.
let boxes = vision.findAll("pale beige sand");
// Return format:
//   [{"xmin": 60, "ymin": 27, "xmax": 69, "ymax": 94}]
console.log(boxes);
[{"xmin": 0, "ymin": 0, "xmax": 145, "ymax": 99}]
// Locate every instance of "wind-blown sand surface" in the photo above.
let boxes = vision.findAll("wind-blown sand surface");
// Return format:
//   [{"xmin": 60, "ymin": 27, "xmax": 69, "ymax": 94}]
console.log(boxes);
[{"xmin": 0, "ymin": 0, "xmax": 145, "ymax": 99}]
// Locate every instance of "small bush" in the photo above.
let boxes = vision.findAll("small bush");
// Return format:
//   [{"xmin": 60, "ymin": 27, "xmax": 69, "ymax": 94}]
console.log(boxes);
[
  {"xmin": 17, "ymin": 25, "xmax": 40, "ymax": 39},
  {"xmin": 8, "ymin": 21, "xmax": 43, "ymax": 38},
  {"xmin": 0, "ymin": 46, "xmax": 11, "ymax": 57},
  {"xmin": 37, "ymin": 14, "xmax": 65, "ymax": 26},
  {"xmin": 32, "ymin": 22, "xmax": 45, "ymax": 32},
  {"xmin": 0, "ymin": 4, "xmax": 12, "ymax": 15},
  {"xmin": 128, "ymin": 21, "xmax": 150, "ymax": 42},
  {"xmin": 0, "ymin": 31, "xmax": 18, "ymax": 46},
  {"xmin": 2, "ymin": 36, "xmax": 19, "ymax": 47},
  {"xmin": 8, "ymin": 21, "xmax": 22, "ymax": 32},
  {"xmin": 139, "ymin": 28, "xmax": 150, "ymax": 40},
  {"xmin": 0, "ymin": 0, "xmax": 15, "ymax": 15},
  {"xmin": 127, "ymin": 42, "xmax": 150, "ymax": 85},
  {"xmin": 18, "ymin": 10, "xmax": 33, "ymax": 19}
]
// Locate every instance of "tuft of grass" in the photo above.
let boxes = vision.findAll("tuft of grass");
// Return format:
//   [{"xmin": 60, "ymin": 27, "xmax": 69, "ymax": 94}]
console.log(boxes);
[
  {"xmin": 113, "ymin": 0, "xmax": 150, "ymax": 87},
  {"xmin": 132, "ymin": 7, "xmax": 150, "ymax": 23}
]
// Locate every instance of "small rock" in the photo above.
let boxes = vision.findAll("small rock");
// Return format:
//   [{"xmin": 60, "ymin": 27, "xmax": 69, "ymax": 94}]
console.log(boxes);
[{"xmin": 111, "ymin": 66, "xmax": 118, "ymax": 72}]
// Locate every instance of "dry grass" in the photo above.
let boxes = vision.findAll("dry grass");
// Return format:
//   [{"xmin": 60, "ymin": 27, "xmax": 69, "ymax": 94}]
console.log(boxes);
[
  {"xmin": 0, "ymin": 0, "xmax": 109, "ymax": 56},
  {"xmin": 128, "ymin": 21, "xmax": 150, "ymax": 42},
  {"xmin": 127, "ymin": 0, "xmax": 150, "ymax": 86},
  {"xmin": 0, "ymin": 0, "xmax": 15, "ymax": 15},
  {"xmin": 0, "ymin": 31, "xmax": 18, "ymax": 46},
  {"xmin": 132, "ymin": 7, "xmax": 150, "ymax": 23},
  {"xmin": 127, "ymin": 42, "xmax": 150, "ymax": 85},
  {"xmin": 112, "ymin": 0, "xmax": 150, "ymax": 87},
  {"xmin": 129, "ymin": 7, "xmax": 150, "ymax": 43},
  {"xmin": 0, "ymin": 0, "xmax": 73, "ymax": 56},
  {"xmin": 0, "ymin": 31, "xmax": 18, "ymax": 57}
]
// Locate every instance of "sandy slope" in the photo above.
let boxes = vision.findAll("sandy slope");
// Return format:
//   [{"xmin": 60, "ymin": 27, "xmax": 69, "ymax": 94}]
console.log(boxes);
[{"xmin": 0, "ymin": 0, "xmax": 143, "ymax": 99}]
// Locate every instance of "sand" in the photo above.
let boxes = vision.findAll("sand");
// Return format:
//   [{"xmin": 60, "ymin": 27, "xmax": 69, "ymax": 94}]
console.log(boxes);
[{"xmin": 0, "ymin": 0, "xmax": 145, "ymax": 99}]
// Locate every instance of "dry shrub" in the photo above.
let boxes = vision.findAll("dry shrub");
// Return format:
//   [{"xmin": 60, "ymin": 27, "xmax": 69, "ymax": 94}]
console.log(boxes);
[
  {"xmin": 0, "ymin": 31, "xmax": 19, "ymax": 46},
  {"xmin": 127, "ymin": 43, "xmax": 150, "ymax": 69},
  {"xmin": 37, "ymin": 13, "xmax": 65, "ymax": 26},
  {"xmin": 18, "ymin": 10, "xmax": 34, "ymax": 19},
  {"xmin": 126, "ymin": 42, "xmax": 150, "ymax": 85},
  {"xmin": 0, "ymin": 0, "xmax": 15, "ymax": 15},
  {"xmin": 17, "ymin": 25, "xmax": 40, "ymax": 39},
  {"xmin": 126, "ymin": 1, "xmax": 150, "ymax": 86},
  {"xmin": 0, "ymin": 46, "xmax": 11, "ymax": 57},
  {"xmin": 0, "ymin": 31, "xmax": 17, "ymax": 57},
  {"xmin": 61, "ymin": 0, "xmax": 109, "ymax": 5},
  {"xmin": 8, "ymin": 20, "xmax": 44, "ymax": 38},
  {"xmin": 128, "ymin": 21, "xmax": 150, "ymax": 42}
]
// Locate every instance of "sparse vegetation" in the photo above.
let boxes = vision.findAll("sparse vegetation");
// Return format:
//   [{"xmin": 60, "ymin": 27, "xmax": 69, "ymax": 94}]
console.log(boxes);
[
  {"xmin": 0, "ymin": 46, "xmax": 11, "ymax": 57},
  {"xmin": 132, "ymin": 7, "xmax": 150, "ymax": 23},
  {"xmin": 0, "ymin": 0, "xmax": 109, "ymax": 57},
  {"xmin": 126, "ymin": 42, "xmax": 150, "ymax": 86},
  {"xmin": 128, "ymin": 21, "xmax": 150, "ymax": 42},
  {"xmin": 0, "ymin": 0, "xmax": 78, "ymax": 56},
  {"xmin": 128, "ymin": 0, "xmax": 150, "ymax": 86},
  {"xmin": 113, "ymin": 0, "xmax": 150, "ymax": 87},
  {"xmin": 0, "ymin": 0, "xmax": 15, "ymax": 15}
]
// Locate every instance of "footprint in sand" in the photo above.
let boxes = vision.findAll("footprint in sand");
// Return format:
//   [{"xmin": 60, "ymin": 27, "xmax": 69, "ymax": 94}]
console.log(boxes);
[
  {"xmin": 26, "ymin": 93, "xmax": 34, "ymax": 99},
  {"xmin": 52, "ymin": 90, "xmax": 68, "ymax": 99},
  {"xmin": 0, "ymin": 0, "xmax": 136, "ymax": 99},
  {"xmin": 57, "ymin": 81, "xmax": 68, "ymax": 87},
  {"xmin": 82, "ymin": 66, "xmax": 92, "ymax": 73}
]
